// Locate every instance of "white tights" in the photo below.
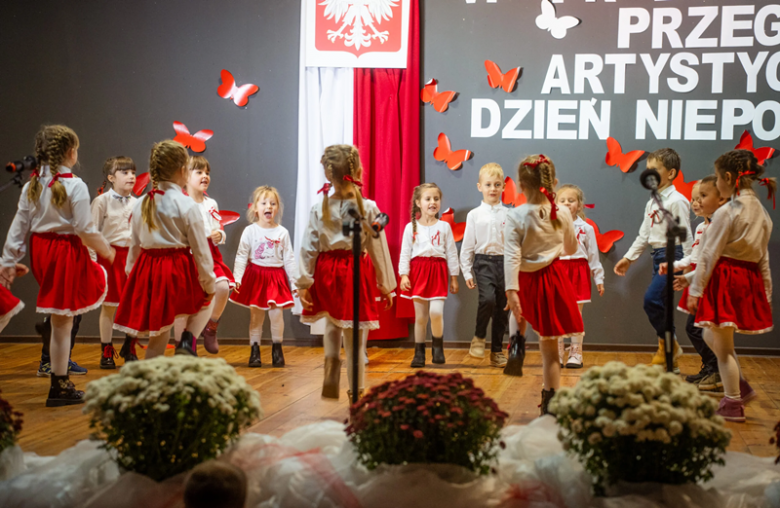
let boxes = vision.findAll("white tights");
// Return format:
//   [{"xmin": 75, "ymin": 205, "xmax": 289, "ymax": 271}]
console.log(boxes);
[
  {"xmin": 50, "ymin": 315, "xmax": 73, "ymax": 376},
  {"xmin": 210, "ymin": 280, "xmax": 230, "ymax": 322},
  {"xmin": 703, "ymin": 327, "xmax": 742, "ymax": 400},
  {"xmin": 324, "ymin": 321, "xmax": 368, "ymax": 392},
  {"xmin": 147, "ymin": 301, "xmax": 214, "ymax": 359},
  {"xmin": 99, "ymin": 305, "xmax": 117, "ymax": 344},
  {"xmin": 249, "ymin": 308, "xmax": 284, "ymax": 344},
  {"xmin": 413, "ymin": 299, "xmax": 444, "ymax": 343}
]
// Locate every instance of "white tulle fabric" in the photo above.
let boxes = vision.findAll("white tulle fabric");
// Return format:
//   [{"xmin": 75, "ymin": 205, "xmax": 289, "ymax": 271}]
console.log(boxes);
[{"xmin": 2, "ymin": 418, "xmax": 780, "ymax": 508}]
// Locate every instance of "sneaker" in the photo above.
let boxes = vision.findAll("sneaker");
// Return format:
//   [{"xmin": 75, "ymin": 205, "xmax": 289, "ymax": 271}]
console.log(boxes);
[
  {"xmin": 699, "ymin": 372, "xmax": 723, "ymax": 392},
  {"xmin": 566, "ymin": 344, "xmax": 584, "ymax": 369},
  {"xmin": 469, "ymin": 337, "xmax": 486, "ymax": 359},
  {"xmin": 68, "ymin": 359, "xmax": 88, "ymax": 375},
  {"xmin": 558, "ymin": 338, "xmax": 565, "ymax": 368},
  {"xmin": 37, "ymin": 359, "xmax": 52, "ymax": 377},
  {"xmin": 740, "ymin": 379, "xmax": 757, "ymax": 404},
  {"xmin": 490, "ymin": 351, "xmax": 508, "ymax": 367},
  {"xmin": 716, "ymin": 397, "xmax": 745, "ymax": 423},
  {"xmin": 685, "ymin": 365, "xmax": 710, "ymax": 384}
]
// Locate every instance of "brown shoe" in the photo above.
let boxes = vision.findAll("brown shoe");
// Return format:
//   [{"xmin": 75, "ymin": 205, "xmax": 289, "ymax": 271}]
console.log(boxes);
[
  {"xmin": 201, "ymin": 319, "xmax": 220, "ymax": 354},
  {"xmin": 322, "ymin": 357, "xmax": 341, "ymax": 400},
  {"xmin": 490, "ymin": 351, "xmax": 508, "ymax": 367}
]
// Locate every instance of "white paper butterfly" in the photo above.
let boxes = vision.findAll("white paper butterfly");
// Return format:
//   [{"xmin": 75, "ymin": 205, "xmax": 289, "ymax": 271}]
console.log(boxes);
[{"xmin": 535, "ymin": 0, "xmax": 580, "ymax": 40}]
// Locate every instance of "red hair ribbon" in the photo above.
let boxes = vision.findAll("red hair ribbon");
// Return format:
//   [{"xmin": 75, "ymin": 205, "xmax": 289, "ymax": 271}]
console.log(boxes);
[
  {"xmin": 736, "ymin": 170, "xmax": 757, "ymax": 195},
  {"xmin": 148, "ymin": 189, "xmax": 165, "ymax": 198},
  {"xmin": 265, "ymin": 236, "xmax": 281, "ymax": 245},
  {"xmin": 522, "ymin": 154, "xmax": 550, "ymax": 169},
  {"xmin": 48, "ymin": 172, "xmax": 73, "ymax": 188},
  {"xmin": 30, "ymin": 170, "xmax": 39, "ymax": 179},
  {"xmin": 760, "ymin": 178, "xmax": 776, "ymax": 209},
  {"xmin": 343, "ymin": 175, "xmax": 363, "ymax": 188},
  {"xmin": 317, "ymin": 183, "xmax": 331, "ymax": 194},
  {"xmin": 539, "ymin": 187, "xmax": 558, "ymax": 221}
]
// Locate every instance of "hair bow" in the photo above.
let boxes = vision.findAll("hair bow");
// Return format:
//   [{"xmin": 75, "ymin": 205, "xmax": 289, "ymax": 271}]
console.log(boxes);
[
  {"xmin": 343, "ymin": 175, "xmax": 363, "ymax": 188},
  {"xmin": 317, "ymin": 183, "xmax": 331, "ymax": 195},
  {"xmin": 736, "ymin": 170, "xmax": 757, "ymax": 195},
  {"xmin": 148, "ymin": 189, "xmax": 165, "ymax": 198},
  {"xmin": 760, "ymin": 178, "xmax": 776, "ymax": 209},
  {"xmin": 539, "ymin": 187, "xmax": 558, "ymax": 221},
  {"xmin": 48, "ymin": 172, "xmax": 73, "ymax": 188},
  {"xmin": 522, "ymin": 154, "xmax": 550, "ymax": 169}
]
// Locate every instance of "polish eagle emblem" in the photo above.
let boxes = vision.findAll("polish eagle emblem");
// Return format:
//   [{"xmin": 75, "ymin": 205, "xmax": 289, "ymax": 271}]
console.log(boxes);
[{"xmin": 319, "ymin": 0, "xmax": 399, "ymax": 51}]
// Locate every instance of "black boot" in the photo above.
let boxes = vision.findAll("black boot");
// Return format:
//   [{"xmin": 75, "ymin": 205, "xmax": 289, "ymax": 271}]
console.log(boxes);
[
  {"xmin": 410, "ymin": 343, "xmax": 426, "ymax": 368},
  {"xmin": 46, "ymin": 374, "xmax": 85, "ymax": 407},
  {"xmin": 503, "ymin": 332, "xmax": 526, "ymax": 377},
  {"xmin": 431, "ymin": 337, "xmax": 446, "ymax": 364},
  {"xmin": 248, "ymin": 344, "xmax": 262, "ymax": 368},
  {"xmin": 119, "ymin": 335, "xmax": 139, "ymax": 363},
  {"xmin": 100, "ymin": 343, "xmax": 117, "ymax": 370},
  {"xmin": 540, "ymin": 388, "xmax": 556, "ymax": 416},
  {"xmin": 175, "ymin": 331, "xmax": 197, "ymax": 356},
  {"xmin": 271, "ymin": 343, "xmax": 285, "ymax": 367}
]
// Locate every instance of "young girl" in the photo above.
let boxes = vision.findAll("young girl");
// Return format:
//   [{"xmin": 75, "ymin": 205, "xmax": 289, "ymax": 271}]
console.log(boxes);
[
  {"xmin": 297, "ymin": 144, "xmax": 395, "ymax": 400},
  {"xmin": 556, "ymin": 184, "xmax": 604, "ymax": 369},
  {"xmin": 230, "ymin": 186, "xmax": 296, "ymax": 368},
  {"xmin": 504, "ymin": 154, "xmax": 582, "ymax": 415},
  {"xmin": 688, "ymin": 150, "xmax": 774, "ymax": 422},
  {"xmin": 0, "ymin": 265, "xmax": 27, "ymax": 333},
  {"xmin": 92, "ymin": 156, "xmax": 138, "ymax": 368},
  {"xmin": 0, "ymin": 125, "xmax": 115, "ymax": 407},
  {"xmin": 183, "ymin": 156, "xmax": 234, "ymax": 355},
  {"xmin": 113, "ymin": 140, "xmax": 216, "ymax": 358},
  {"xmin": 399, "ymin": 183, "xmax": 460, "ymax": 368}
]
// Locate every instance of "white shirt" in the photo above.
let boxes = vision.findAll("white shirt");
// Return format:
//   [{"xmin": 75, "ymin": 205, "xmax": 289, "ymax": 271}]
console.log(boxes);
[
  {"xmin": 91, "ymin": 189, "xmax": 136, "ymax": 247},
  {"xmin": 623, "ymin": 185, "xmax": 693, "ymax": 261},
  {"xmin": 192, "ymin": 196, "xmax": 226, "ymax": 244},
  {"xmin": 675, "ymin": 220, "xmax": 707, "ymax": 284},
  {"xmin": 399, "ymin": 220, "xmax": 460, "ymax": 277},
  {"xmin": 560, "ymin": 217, "xmax": 605, "ymax": 285},
  {"xmin": 2, "ymin": 165, "xmax": 111, "ymax": 267},
  {"xmin": 690, "ymin": 190, "xmax": 773, "ymax": 301},
  {"xmin": 459, "ymin": 201, "xmax": 507, "ymax": 281},
  {"xmin": 234, "ymin": 223, "xmax": 297, "ymax": 290},
  {"xmin": 296, "ymin": 198, "xmax": 396, "ymax": 294},
  {"xmin": 504, "ymin": 204, "xmax": 578, "ymax": 291},
  {"xmin": 126, "ymin": 181, "xmax": 216, "ymax": 295}
]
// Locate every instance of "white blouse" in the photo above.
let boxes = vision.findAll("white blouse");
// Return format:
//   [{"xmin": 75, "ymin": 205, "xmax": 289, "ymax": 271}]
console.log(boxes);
[
  {"xmin": 126, "ymin": 181, "xmax": 216, "ymax": 295},
  {"xmin": 459, "ymin": 201, "xmax": 507, "ymax": 281},
  {"xmin": 1, "ymin": 165, "xmax": 111, "ymax": 267},
  {"xmin": 234, "ymin": 223, "xmax": 297, "ymax": 290},
  {"xmin": 192, "ymin": 196, "xmax": 226, "ymax": 244},
  {"xmin": 91, "ymin": 189, "xmax": 136, "ymax": 247},
  {"xmin": 623, "ymin": 185, "xmax": 693, "ymax": 261},
  {"xmin": 504, "ymin": 204, "xmax": 577, "ymax": 291},
  {"xmin": 560, "ymin": 217, "xmax": 605, "ymax": 285},
  {"xmin": 398, "ymin": 220, "xmax": 460, "ymax": 277}
]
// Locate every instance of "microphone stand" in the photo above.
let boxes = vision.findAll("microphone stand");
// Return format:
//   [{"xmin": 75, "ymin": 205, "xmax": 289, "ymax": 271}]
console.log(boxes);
[
  {"xmin": 343, "ymin": 209, "xmax": 364, "ymax": 407},
  {"xmin": 0, "ymin": 171, "xmax": 26, "ymax": 194}
]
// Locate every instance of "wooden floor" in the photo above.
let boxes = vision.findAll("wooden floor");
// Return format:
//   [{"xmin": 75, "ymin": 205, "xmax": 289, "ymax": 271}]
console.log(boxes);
[{"xmin": 2, "ymin": 343, "xmax": 780, "ymax": 458}]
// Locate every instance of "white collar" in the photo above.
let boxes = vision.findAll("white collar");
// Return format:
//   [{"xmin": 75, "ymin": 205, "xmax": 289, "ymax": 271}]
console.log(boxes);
[
  {"xmin": 659, "ymin": 185, "xmax": 676, "ymax": 199},
  {"xmin": 158, "ymin": 181, "xmax": 182, "ymax": 193},
  {"xmin": 479, "ymin": 201, "xmax": 503, "ymax": 212}
]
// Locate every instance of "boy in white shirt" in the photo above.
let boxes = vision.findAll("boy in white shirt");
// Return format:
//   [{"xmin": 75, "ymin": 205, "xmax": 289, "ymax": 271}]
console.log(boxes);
[{"xmin": 460, "ymin": 163, "xmax": 509, "ymax": 367}]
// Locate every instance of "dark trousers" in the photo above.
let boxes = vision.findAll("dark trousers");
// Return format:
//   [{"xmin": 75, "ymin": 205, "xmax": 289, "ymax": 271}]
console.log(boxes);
[
  {"xmin": 473, "ymin": 254, "xmax": 509, "ymax": 352},
  {"xmin": 40, "ymin": 314, "xmax": 80, "ymax": 358},
  {"xmin": 686, "ymin": 313, "xmax": 718, "ymax": 374},
  {"xmin": 644, "ymin": 246, "xmax": 684, "ymax": 337}
]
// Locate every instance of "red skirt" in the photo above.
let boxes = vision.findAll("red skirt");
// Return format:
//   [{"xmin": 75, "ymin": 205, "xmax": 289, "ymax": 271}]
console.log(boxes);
[
  {"xmin": 677, "ymin": 262, "xmax": 696, "ymax": 314},
  {"xmin": 560, "ymin": 258, "xmax": 591, "ymax": 303},
  {"xmin": 400, "ymin": 257, "xmax": 448, "ymax": 300},
  {"xmin": 230, "ymin": 264, "xmax": 294, "ymax": 310},
  {"xmin": 694, "ymin": 257, "xmax": 773, "ymax": 334},
  {"xmin": 30, "ymin": 233, "xmax": 107, "ymax": 315},
  {"xmin": 114, "ymin": 248, "xmax": 209, "ymax": 337},
  {"xmin": 517, "ymin": 260, "xmax": 584, "ymax": 340},
  {"xmin": 301, "ymin": 250, "xmax": 379, "ymax": 329},
  {"xmin": 209, "ymin": 239, "xmax": 235, "ymax": 289},
  {"xmin": 0, "ymin": 286, "xmax": 24, "ymax": 329},
  {"xmin": 98, "ymin": 245, "xmax": 129, "ymax": 306}
]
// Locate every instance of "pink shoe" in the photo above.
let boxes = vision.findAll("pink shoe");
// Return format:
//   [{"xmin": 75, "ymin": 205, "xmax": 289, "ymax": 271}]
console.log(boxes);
[
  {"xmin": 740, "ymin": 379, "xmax": 757, "ymax": 404},
  {"xmin": 200, "ymin": 320, "xmax": 219, "ymax": 354},
  {"xmin": 716, "ymin": 397, "xmax": 745, "ymax": 423}
]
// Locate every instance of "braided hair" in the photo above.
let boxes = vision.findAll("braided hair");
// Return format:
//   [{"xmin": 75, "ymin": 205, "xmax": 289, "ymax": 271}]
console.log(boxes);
[
  {"xmin": 517, "ymin": 154, "xmax": 561, "ymax": 229},
  {"xmin": 29, "ymin": 125, "xmax": 79, "ymax": 208},
  {"xmin": 320, "ymin": 145, "xmax": 366, "ymax": 225},
  {"xmin": 410, "ymin": 183, "xmax": 442, "ymax": 243},
  {"xmin": 715, "ymin": 149, "xmax": 777, "ymax": 204},
  {"xmin": 141, "ymin": 140, "xmax": 188, "ymax": 231}
]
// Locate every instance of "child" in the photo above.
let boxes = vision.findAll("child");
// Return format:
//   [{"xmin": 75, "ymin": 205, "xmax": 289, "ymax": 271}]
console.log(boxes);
[
  {"xmin": 399, "ymin": 183, "xmax": 460, "ymax": 368},
  {"xmin": 91, "ymin": 156, "xmax": 139, "ymax": 368},
  {"xmin": 297, "ymin": 144, "xmax": 395, "ymax": 400},
  {"xmin": 614, "ymin": 148, "xmax": 692, "ymax": 373},
  {"xmin": 183, "ymin": 461, "xmax": 247, "ymax": 508},
  {"xmin": 113, "ymin": 140, "xmax": 216, "ymax": 358},
  {"xmin": 0, "ymin": 265, "xmax": 27, "ymax": 333},
  {"xmin": 688, "ymin": 149, "xmax": 774, "ymax": 422},
  {"xmin": 230, "ymin": 185, "xmax": 296, "ymax": 368},
  {"xmin": 460, "ymin": 163, "xmax": 509, "ymax": 367},
  {"xmin": 184, "ymin": 156, "xmax": 234, "ymax": 355},
  {"xmin": 504, "ymin": 154, "xmax": 582, "ymax": 415},
  {"xmin": 556, "ymin": 184, "xmax": 604, "ymax": 369},
  {"xmin": 0, "ymin": 124, "xmax": 115, "ymax": 407}
]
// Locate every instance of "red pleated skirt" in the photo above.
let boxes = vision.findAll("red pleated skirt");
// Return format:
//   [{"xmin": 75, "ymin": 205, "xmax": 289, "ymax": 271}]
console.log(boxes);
[
  {"xmin": 677, "ymin": 262, "xmax": 696, "ymax": 314},
  {"xmin": 98, "ymin": 245, "xmax": 129, "ymax": 306},
  {"xmin": 400, "ymin": 257, "xmax": 448, "ymax": 301},
  {"xmin": 230, "ymin": 264, "xmax": 294, "ymax": 310},
  {"xmin": 29, "ymin": 232, "xmax": 107, "ymax": 315},
  {"xmin": 113, "ymin": 248, "xmax": 209, "ymax": 337},
  {"xmin": 694, "ymin": 257, "xmax": 773, "ymax": 334},
  {"xmin": 0, "ymin": 285, "xmax": 24, "ymax": 329},
  {"xmin": 209, "ymin": 239, "xmax": 235, "ymax": 289},
  {"xmin": 301, "ymin": 250, "xmax": 379, "ymax": 329},
  {"xmin": 560, "ymin": 258, "xmax": 591, "ymax": 304},
  {"xmin": 517, "ymin": 259, "xmax": 584, "ymax": 340}
]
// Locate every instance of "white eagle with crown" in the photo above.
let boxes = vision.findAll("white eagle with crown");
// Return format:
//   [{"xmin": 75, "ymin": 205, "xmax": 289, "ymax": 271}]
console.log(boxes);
[{"xmin": 319, "ymin": 0, "xmax": 399, "ymax": 51}]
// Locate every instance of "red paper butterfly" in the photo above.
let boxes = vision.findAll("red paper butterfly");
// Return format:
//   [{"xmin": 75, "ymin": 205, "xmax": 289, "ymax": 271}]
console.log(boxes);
[
  {"xmin": 485, "ymin": 60, "xmax": 522, "ymax": 93},
  {"xmin": 420, "ymin": 79, "xmax": 457, "ymax": 113},
  {"xmin": 673, "ymin": 170, "xmax": 699, "ymax": 202},
  {"xmin": 133, "ymin": 173, "xmax": 151, "ymax": 196},
  {"xmin": 441, "ymin": 208, "xmax": 466, "ymax": 242},
  {"xmin": 501, "ymin": 176, "xmax": 527, "ymax": 208},
  {"xmin": 173, "ymin": 121, "xmax": 213, "ymax": 153},
  {"xmin": 584, "ymin": 218, "xmax": 624, "ymax": 253},
  {"xmin": 433, "ymin": 133, "xmax": 472, "ymax": 170},
  {"xmin": 735, "ymin": 130, "xmax": 776, "ymax": 166},
  {"xmin": 605, "ymin": 137, "xmax": 644, "ymax": 173},
  {"xmin": 217, "ymin": 69, "xmax": 259, "ymax": 107},
  {"xmin": 211, "ymin": 209, "xmax": 241, "ymax": 227}
]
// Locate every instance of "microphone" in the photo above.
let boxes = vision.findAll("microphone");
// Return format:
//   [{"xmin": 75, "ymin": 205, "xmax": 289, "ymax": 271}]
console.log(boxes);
[
  {"xmin": 640, "ymin": 169, "xmax": 661, "ymax": 191},
  {"xmin": 371, "ymin": 213, "xmax": 389, "ymax": 233},
  {"xmin": 6, "ymin": 156, "xmax": 37, "ymax": 173}
]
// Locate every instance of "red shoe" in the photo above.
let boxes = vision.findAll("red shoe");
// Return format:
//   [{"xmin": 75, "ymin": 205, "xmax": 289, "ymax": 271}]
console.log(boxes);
[
  {"xmin": 740, "ymin": 379, "xmax": 757, "ymax": 404},
  {"xmin": 200, "ymin": 319, "xmax": 219, "ymax": 354},
  {"xmin": 716, "ymin": 397, "xmax": 745, "ymax": 423}
]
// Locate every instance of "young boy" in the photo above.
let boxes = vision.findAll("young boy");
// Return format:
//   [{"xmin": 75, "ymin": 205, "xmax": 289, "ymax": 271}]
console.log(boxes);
[
  {"xmin": 460, "ymin": 163, "xmax": 510, "ymax": 367},
  {"xmin": 614, "ymin": 148, "xmax": 693, "ymax": 373}
]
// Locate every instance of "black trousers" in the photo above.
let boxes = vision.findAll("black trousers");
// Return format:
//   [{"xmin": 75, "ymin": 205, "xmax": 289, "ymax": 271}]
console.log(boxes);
[
  {"xmin": 686, "ymin": 313, "xmax": 718, "ymax": 374},
  {"xmin": 473, "ymin": 254, "xmax": 509, "ymax": 352},
  {"xmin": 40, "ymin": 314, "xmax": 80, "ymax": 358}
]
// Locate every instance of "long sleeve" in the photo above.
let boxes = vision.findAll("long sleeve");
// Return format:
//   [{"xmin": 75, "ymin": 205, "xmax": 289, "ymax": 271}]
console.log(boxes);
[
  {"xmin": 459, "ymin": 213, "xmax": 477, "ymax": 281},
  {"xmin": 623, "ymin": 203, "xmax": 651, "ymax": 261},
  {"xmin": 398, "ymin": 223, "xmax": 413, "ymax": 276},
  {"xmin": 185, "ymin": 205, "xmax": 216, "ymax": 295},
  {"xmin": 584, "ymin": 225, "xmax": 605, "ymax": 285},
  {"xmin": 1, "ymin": 188, "xmax": 33, "ymax": 268},
  {"xmin": 70, "ymin": 182, "xmax": 111, "ymax": 259},
  {"xmin": 504, "ymin": 213, "xmax": 523, "ymax": 291},
  {"xmin": 561, "ymin": 209, "xmax": 578, "ymax": 257},
  {"xmin": 126, "ymin": 211, "xmax": 142, "ymax": 275},
  {"xmin": 282, "ymin": 230, "xmax": 298, "ymax": 291},
  {"xmin": 295, "ymin": 207, "xmax": 320, "ymax": 290},
  {"xmin": 674, "ymin": 254, "xmax": 693, "ymax": 271},
  {"xmin": 89, "ymin": 195, "xmax": 106, "ymax": 261},
  {"xmin": 366, "ymin": 227, "xmax": 397, "ymax": 294},
  {"xmin": 443, "ymin": 223, "xmax": 460, "ymax": 276},
  {"xmin": 210, "ymin": 201, "xmax": 226, "ymax": 245},
  {"xmin": 232, "ymin": 228, "xmax": 251, "ymax": 286},
  {"xmin": 669, "ymin": 198, "xmax": 693, "ymax": 256},
  {"xmin": 759, "ymin": 249, "xmax": 772, "ymax": 303},
  {"xmin": 690, "ymin": 210, "xmax": 732, "ymax": 298}
]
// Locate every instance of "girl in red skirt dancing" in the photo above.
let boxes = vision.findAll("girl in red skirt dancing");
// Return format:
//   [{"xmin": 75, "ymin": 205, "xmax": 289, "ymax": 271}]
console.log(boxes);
[
  {"xmin": 1, "ymin": 124, "xmax": 115, "ymax": 407},
  {"xmin": 688, "ymin": 150, "xmax": 775, "ymax": 422},
  {"xmin": 0, "ymin": 265, "xmax": 28, "ymax": 333},
  {"xmin": 399, "ymin": 183, "xmax": 460, "ymax": 368},
  {"xmin": 297, "ymin": 145, "xmax": 396, "ymax": 400},
  {"xmin": 231, "ymin": 186, "xmax": 296, "ymax": 368},
  {"xmin": 113, "ymin": 140, "xmax": 216, "ymax": 358},
  {"xmin": 91, "ymin": 156, "xmax": 139, "ymax": 368},
  {"xmin": 504, "ymin": 154, "xmax": 582, "ymax": 415},
  {"xmin": 556, "ymin": 184, "xmax": 604, "ymax": 369}
]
